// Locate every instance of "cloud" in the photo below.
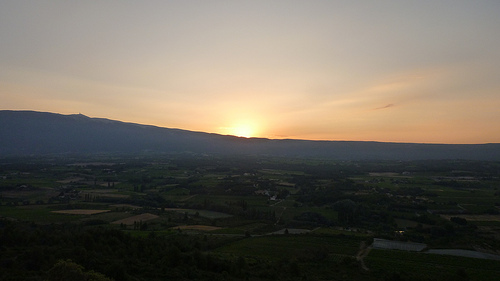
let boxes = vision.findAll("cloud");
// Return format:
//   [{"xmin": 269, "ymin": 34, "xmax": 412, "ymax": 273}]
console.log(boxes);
[{"xmin": 374, "ymin": 104, "xmax": 395, "ymax": 110}]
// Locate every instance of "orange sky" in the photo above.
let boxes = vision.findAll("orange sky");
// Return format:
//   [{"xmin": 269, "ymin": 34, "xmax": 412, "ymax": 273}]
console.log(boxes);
[{"xmin": 1, "ymin": 1, "xmax": 500, "ymax": 144}]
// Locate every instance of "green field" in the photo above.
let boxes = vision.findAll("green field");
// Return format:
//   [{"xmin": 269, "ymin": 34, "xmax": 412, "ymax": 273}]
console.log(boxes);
[
  {"xmin": 0, "ymin": 205, "xmax": 81, "ymax": 223},
  {"xmin": 215, "ymin": 234, "xmax": 362, "ymax": 261},
  {"xmin": 366, "ymin": 249, "xmax": 500, "ymax": 281}
]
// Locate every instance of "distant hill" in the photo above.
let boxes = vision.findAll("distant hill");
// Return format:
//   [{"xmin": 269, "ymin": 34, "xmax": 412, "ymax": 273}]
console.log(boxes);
[{"xmin": 1, "ymin": 110, "xmax": 499, "ymax": 160}]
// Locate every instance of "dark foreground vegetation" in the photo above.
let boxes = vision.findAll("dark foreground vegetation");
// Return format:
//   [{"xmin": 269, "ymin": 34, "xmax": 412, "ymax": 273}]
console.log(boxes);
[{"xmin": 1, "ymin": 154, "xmax": 500, "ymax": 280}]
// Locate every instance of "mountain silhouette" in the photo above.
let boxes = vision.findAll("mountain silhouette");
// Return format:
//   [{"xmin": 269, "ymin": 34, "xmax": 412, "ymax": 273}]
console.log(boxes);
[{"xmin": 1, "ymin": 110, "xmax": 499, "ymax": 160}]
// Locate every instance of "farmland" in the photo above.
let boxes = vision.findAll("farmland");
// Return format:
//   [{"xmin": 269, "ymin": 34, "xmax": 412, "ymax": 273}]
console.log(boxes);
[
  {"xmin": 1, "ymin": 155, "xmax": 500, "ymax": 280},
  {"xmin": 52, "ymin": 209, "xmax": 110, "ymax": 215}
]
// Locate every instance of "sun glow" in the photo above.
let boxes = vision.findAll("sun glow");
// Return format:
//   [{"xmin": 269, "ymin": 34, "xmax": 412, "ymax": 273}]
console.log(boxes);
[{"xmin": 232, "ymin": 124, "xmax": 254, "ymax": 138}]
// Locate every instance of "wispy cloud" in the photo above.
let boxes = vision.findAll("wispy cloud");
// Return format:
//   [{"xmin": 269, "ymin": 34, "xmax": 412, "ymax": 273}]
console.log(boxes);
[{"xmin": 374, "ymin": 104, "xmax": 395, "ymax": 110}]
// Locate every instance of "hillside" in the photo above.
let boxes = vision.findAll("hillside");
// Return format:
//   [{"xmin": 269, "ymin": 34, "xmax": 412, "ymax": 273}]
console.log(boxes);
[{"xmin": 1, "ymin": 110, "xmax": 499, "ymax": 160}]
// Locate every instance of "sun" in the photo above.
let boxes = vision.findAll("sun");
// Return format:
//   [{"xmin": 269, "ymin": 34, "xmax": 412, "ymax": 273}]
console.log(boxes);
[
  {"xmin": 232, "ymin": 124, "xmax": 254, "ymax": 138},
  {"xmin": 221, "ymin": 117, "xmax": 261, "ymax": 138}
]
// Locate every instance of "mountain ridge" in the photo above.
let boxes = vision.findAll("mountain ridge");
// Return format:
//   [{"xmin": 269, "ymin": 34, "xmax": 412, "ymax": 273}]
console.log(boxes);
[{"xmin": 1, "ymin": 110, "xmax": 499, "ymax": 160}]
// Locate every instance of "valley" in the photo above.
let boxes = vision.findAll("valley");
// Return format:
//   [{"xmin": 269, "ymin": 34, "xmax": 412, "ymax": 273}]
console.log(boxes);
[{"xmin": 1, "ymin": 155, "xmax": 500, "ymax": 280}]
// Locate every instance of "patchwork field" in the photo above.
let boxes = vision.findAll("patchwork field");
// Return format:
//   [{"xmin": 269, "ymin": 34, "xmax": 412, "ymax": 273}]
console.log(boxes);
[{"xmin": 2, "ymin": 156, "xmax": 500, "ymax": 280}]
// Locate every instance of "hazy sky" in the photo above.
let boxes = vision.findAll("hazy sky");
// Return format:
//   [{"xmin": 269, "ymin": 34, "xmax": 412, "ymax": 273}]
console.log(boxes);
[{"xmin": 1, "ymin": 1, "xmax": 499, "ymax": 143}]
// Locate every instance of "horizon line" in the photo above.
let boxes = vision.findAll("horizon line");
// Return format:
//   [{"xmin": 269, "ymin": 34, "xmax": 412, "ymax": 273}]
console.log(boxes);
[{"xmin": 1, "ymin": 109, "xmax": 498, "ymax": 146}]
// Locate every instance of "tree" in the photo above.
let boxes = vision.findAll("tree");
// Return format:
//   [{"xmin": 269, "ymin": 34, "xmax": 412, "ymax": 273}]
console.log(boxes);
[
  {"xmin": 45, "ymin": 259, "xmax": 114, "ymax": 281},
  {"xmin": 333, "ymin": 199, "xmax": 358, "ymax": 225},
  {"xmin": 46, "ymin": 259, "xmax": 86, "ymax": 281}
]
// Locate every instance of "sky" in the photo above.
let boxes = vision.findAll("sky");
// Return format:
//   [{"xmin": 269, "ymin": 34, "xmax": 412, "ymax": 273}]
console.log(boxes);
[{"xmin": 1, "ymin": 0, "xmax": 500, "ymax": 144}]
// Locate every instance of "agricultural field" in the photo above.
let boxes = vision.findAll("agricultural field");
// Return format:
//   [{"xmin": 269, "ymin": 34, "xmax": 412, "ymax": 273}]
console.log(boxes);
[
  {"xmin": 366, "ymin": 248, "xmax": 500, "ymax": 280},
  {"xmin": 52, "ymin": 209, "xmax": 110, "ymax": 215},
  {"xmin": 111, "ymin": 213, "xmax": 159, "ymax": 225},
  {"xmin": 215, "ymin": 234, "xmax": 362, "ymax": 261},
  {"xmin": 1, "ymin": 155, "xmax": 500, "ymax": 280}
]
